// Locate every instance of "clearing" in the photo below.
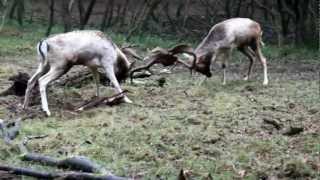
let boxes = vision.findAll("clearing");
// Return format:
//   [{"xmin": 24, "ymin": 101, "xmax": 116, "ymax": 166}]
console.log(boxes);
[{"xmin": 0, "ymin": 24, "xmax": 319, "ymax": 179}]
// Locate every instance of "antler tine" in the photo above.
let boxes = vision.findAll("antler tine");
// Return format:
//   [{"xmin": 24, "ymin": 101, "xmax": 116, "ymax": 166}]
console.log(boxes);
[
  {"xmin": 129, "ymin": 47, "xmax": 169, "ymax": 83},
  {"xmin": 168, "ymin": 44, "xmax": 194, "ymax": 55},
  {"xmin": 129, "ymin": 60, "xmax": 157, "ymax": 83},
  {"xmin": 122, "ymin": 47, "xmax": 143, "ymax": 60},
  {"xmin": 169, "ymin": 44, "xmax": 197, "ymax": 75}
]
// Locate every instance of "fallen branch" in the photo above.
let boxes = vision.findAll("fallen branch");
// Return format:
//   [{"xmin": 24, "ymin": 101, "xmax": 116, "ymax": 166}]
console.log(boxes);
[
  {"xmin": 282, "ymin": 126, "xmax": 304, "ymax": 136},
  {"xmin": 75, "ymin": 90, "xmax": 129, "ymax": 111},
  {"xmin": 0, "ymin": 170, "xmax": 18, "ymax": 180},
  {"xmin": 21, "ymin": 153, "xmax": 102, "ymax": 173},
  {"xmin": 263, "ymin": 118, "xmax": 282, "ymax": 130},
  {"xmin": 18, "ymin": 134, "xmax": 102, "ymax": 173},
  {"xmin": 0, "ymin": 165, "xmax": 128, "ymax": 180},
  {"xmin": 13, "ymin": 134, "xmax": 127, "ymax": 179}
]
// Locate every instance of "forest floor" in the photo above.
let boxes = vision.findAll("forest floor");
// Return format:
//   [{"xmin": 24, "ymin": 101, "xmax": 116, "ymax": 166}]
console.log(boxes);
[{"xmin": 0, "ymin": 24, "xmax": 319, "ymax": 179}]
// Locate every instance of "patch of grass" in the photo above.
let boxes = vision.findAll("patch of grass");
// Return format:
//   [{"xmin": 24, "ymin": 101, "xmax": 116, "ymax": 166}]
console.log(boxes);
[
  {"xmin": 0, "ymin": 22, "xmax": 53, "ymax": 56},
  {"xmin": 262, "ymin": 45, "xmax": 319, "ymax": 62},
  {"xmin": 279, "ymin": 158, "xmax": 314, "ymax": 178}
]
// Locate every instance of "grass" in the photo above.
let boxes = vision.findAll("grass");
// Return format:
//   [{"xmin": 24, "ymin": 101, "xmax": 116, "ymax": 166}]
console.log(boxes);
[{"xmin": 0, "ymin": 23, "xmax": 319, "ymax": 179}]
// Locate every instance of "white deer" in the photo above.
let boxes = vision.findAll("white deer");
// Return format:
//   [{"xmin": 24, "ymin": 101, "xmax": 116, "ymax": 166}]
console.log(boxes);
[
  {"xmin": 23, "ymin": 30, "xmax": 136, "ymax": 116},
  {"xmin": 193, "ymin": 18, "xmax": 269, "ymax": 85}
]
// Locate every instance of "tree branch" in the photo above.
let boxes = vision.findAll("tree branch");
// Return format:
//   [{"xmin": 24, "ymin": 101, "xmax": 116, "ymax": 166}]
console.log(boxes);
[{"xmin": 0, "ymin": 165, "xmax": 128, "ymax": 180}]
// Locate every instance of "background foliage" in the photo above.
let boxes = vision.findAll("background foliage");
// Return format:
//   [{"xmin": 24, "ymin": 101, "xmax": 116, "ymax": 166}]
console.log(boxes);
[{"xmin": 1, "ymin": 0, "xmax": 319, "ymax": 47}]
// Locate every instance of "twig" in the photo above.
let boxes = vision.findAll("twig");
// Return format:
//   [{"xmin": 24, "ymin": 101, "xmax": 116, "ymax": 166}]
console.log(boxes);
[
  {"xmin": 263, "ymin": 118, "xmax": 282, "ymax": 130},
  {"xmin": 21, "ymin": 153, "xmax": 102, "ymax": 173},
  {"xmin": 16, "ymin": 135, "xmax": 125, "ymax": 177},
  {"xmin": 75, "ymin": 90, "xmax": 129, "ymax": 111},
  {"xmin": 282, "ymin": 127, "xmax": 304, "ymax": 136},
  {"xmin": 19, "ymin": 135, "xmax": 102, "ymax": 173},
  {"xmin": 18, "ymin": 135, "xmax": 49, "ymax": 154}
]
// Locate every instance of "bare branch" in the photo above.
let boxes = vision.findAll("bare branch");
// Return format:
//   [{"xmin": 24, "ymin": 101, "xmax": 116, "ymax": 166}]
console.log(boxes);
[{"xmin": 0, "ymin": 165, "xmax": 128, "ymax": 180}]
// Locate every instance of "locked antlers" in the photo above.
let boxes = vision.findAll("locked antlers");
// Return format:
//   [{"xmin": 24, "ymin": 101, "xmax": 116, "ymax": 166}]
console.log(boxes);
[{"xmin": 129, "ymin": 44, "xmax": 196, "ymax": 82}]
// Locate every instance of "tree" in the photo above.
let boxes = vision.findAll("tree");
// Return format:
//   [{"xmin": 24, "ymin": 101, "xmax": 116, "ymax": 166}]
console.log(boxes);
[
  {"xmin": 78, "ymin": 0, "xmax": 97, "ymax": 30},
  {"xmin": 46, "ymin": 0, "xmax": 55, "ymax": 36},
  {"xmin": 8, "ymin": 0, "xmax": 24, "ymax": 26}
]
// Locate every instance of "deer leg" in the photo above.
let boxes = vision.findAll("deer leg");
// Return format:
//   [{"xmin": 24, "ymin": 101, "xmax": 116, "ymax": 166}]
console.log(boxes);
[
  {"xmin": 220, "ymin": 49, "xmax": 231, "ymax": 85},
  {"xmin": 89, "ymin": 67, "xmax": 100, "ymax": 97},
  {"xmin": 23, "ymin": 62, "xmax": 49, "ymax": 108},
  {"xmin": 222, "ymin": 63, "xmax": 227, "ymax": 85},
  {"xmin": 246, "ymin": 47, "xmax": 256, "ymax": 57},
  {"xmin": 239, "ymin": 47, "xmax": 255, "ymax": 81},
  {"xmin": 169, "ymin": 62, "xmax": 178, "ymax": 71},
  {"xmin": 102, "ymin": 61, "xmax": 132, "ymax": 103},
  {"xmin": 252, "ymin": 42, "xmax": 268, "ymax": 85},
  {"xmin": 197, "ymin": 77, "xmax": 208, "ymax": 86},
  {"xmin": 38, "ymin": 66, "xmax": 70, "ymax": 116}
]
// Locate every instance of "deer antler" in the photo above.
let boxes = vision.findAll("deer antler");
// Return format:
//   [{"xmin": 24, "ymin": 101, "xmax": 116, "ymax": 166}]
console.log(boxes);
[
  {"xmin": 129, "ymin": 44, "xmax": 197, "ymax": 83},
  {"xmin": 168, "ymin": 44, "xmax": 197, "ymax": 74},
  {"xmin": 120, "ymin": 44, "xmax": 143, "ymax": 60}
]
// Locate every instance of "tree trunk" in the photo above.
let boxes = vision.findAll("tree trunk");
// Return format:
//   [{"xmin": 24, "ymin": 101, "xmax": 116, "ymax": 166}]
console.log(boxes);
[
  {"xmin": 163, "ymin": 1, "xmax": 176, "ymax": 32},
  {"xmin": 250, "ymin": 0, "xmax": 255, "ymax": 18},
  {"xmin": 16, "ymin": 0, "xmax": 24, "ymax": 26},
  {"xmin": 225, "ymin": 0, "xmax": 231, "ymax": 18},
  {"xmin": 9, "ymin": 0, "xmax": 24, "ymax": 26},
  {"xmin": 120, "ymin": 0, "xmax": 129, "ymax": 26},
  {"xmin": 79, "ymin": 0, "xmax": 96, "ymax": 29},
  {"xmin": 235, "ymin": 0, "xmax": 242, "ymax": 17},
  {"xmin": 113, "ymin": 3, "xmax": 122, "ymax": 27},
  {"xmin": 106, "ymin": 0, "xmax": 114, "ymax": 27},
  {"xmin": 61, "ymin": 0, "xmax": 72, "ymax": 32},
  {"xmin": 46, "ymin": 0, "xmax": 55, "ymax": 36},
  {"xmin": 142, "ymin": 0, "xmax": 161, "ymax": 31},
  {"xmin": 298, "ymin": 0, "xmax": 310, "ymax": 43},
  {"xmin": 182, "ymin": 0, "xmax": 191, "ymax": 28},
  {"xmin": 9, "ymin": 0, "xmax": 18, "ymax": 19},
  {"xmin": 126, "ymin": 0, "xmax": 150, "ymax": 40},
  {"xmin": 100, "ymin": 0, "xmax": 109, "ymax": 31},
  {"xmin": 175, "ymin": 1, "xmax": 184, "ymax": 19},
  {"xmin": 78, "ymin": 0, "xmax": 84, "ymax": 25}
]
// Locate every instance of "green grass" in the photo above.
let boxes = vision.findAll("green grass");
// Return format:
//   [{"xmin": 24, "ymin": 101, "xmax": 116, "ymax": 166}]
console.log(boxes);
[
  {"xmin": 0, "ymin": 23, "xmax": 319, "ymax": 179},
  {"xmin": 0, "ymin": 21, "xmax": 183, "ymax": 57}
]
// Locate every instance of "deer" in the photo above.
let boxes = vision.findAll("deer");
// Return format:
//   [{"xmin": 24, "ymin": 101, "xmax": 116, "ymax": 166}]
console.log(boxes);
[
  {"xmin": 23, "ymin": 30, "xmax": 139, "ymax": 116},
  {"xmin": 130, "ymin": 18, "xmax": 269, "ymax": 86}
]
